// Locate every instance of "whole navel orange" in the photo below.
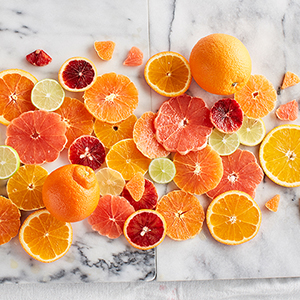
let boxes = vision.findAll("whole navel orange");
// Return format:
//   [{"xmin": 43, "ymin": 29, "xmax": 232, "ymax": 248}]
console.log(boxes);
[
  {"xmin": 189, "ymin": 33, "xmax": 252, "ymax": 95},
  {"xmin": 42, "ymin": 164, "xmax": 100, "ymax": 222}
]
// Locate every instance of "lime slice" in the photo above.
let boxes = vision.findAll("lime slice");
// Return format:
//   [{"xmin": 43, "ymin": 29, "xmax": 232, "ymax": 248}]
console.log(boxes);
[
  {"xmin": 31, "ymin": 79, "xmax": 65, "ymax": 111},
  {"xmin": 208, "ymin": 128, "xmax": 240, "ymax": 156},
  {"xmin": 0, "ymin": 146, "xmax": 20, "ymax": 179},
  {"xmin": 95, "ymin": 167, "xmax": 125, "ymax": 196},
  {"xmin": 148, "ymin": 157, "xmax": 176, "ymax": 184},
  {"xmin": 237, "ymin": 116, "xmax": 266, "ymax": 146}
]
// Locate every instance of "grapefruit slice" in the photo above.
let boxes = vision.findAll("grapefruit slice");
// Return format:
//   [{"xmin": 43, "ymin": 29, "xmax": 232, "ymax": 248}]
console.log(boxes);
[
  {"xmin": 154, "ymin": 94, "xmax": 213, "ymax": 155},
  {"xmin": 5, "ymin": 110, "xmax": 67, "ymax": 165},
  {"xmin": 123, "ymin": 46, "xmax": 143, "ymax": 66},
  {"xmin": 275, "ymin": 99, "xmax": 298, "ymax": 121}
]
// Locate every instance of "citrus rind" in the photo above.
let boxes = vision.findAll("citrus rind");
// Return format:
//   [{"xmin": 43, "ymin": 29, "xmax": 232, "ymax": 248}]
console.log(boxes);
[{"xmin": 148, "ymin": 157, "xmax": 176, "ymax": 184}]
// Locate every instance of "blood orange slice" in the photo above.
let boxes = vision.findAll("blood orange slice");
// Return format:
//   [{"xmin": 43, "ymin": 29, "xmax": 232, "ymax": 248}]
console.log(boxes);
[
  {"xmin": 206, "ymin": 148, "xmax": 264, "ymax": 199},
  {"xmin": 68, "ymin": 135, "xmax": 106, "ymax": 171},
  {"xmin": 5, "ymin": 110, "xmax": 67, "ymax": 165},
  {"xmin": 58, "ymin": 57, "xmax": 97, "ymax": 92},
  {"xmin": 123, "ymin": 46, "xmax": 143, "ymax": 66},
  {"xmin": 123, "ymin": 209, "xmax": 166, "ymax": 250},
  {"xmin": 26, "ymin": 49, "xmax": 52, "ymax": 67},
  {"xmin": 88, "ymin": 194, "xmax": 135, "ymax": 239},
  {"xmin": 154, "ymin": 94, "xmax": 213, "ymax": 155},
  {"xmin": 275, "ymin": 99, "xmax": 298, "ymax": 121}
]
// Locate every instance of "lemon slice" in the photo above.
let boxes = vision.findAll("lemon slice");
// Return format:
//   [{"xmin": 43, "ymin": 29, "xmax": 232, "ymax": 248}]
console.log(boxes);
[
  {"xmin": 148, "ymin": 157, "xmax": 176, "ymax": 184},
  {"xmin": 0, "ymin": 146, "xmax": 20, "ymax": 180},
  {"xmin": 208, "ymin": 128, "xmax": 240, "ymax": 156},
  {"xmin": 237, "ymin": 116, "xmax": 266, "ymax": 146},
  {"xmin": 31, "ymin": 79, "xmax": 65, "ymax": 111}
]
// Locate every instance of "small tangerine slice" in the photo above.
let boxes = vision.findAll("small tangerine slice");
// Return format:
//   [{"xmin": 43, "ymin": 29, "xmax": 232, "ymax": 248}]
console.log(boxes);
[
  {"xmin": 122, "ymin": 178, "xmax": 158, "ymax": 210},
  {"xmin": 55, "ymin": 97, "xmax": 94, "ymax": 148},
  {"xmin": 123, "ymin": 46, "xmax": 143, "ymax": 66},
  {"xmin": 275, "ymin": 99, "xmax": 298, "ymax": 121},
  {"xmin": 88, "ymin": 194, "xmax": 135, "ymax": 239},
  {"xmin": 156, "ymin": 190, "xmax": 205, "ymax": 241},
  {"xmin": 133, "ymin": 111, "xmax": 170, "ymax": 159},
  {"xmin": 83, "ymin": 72, "xmax": 138, "ymax": 124},
  {"xmin": 265, "ymin": 194, "xmax": 280, "ymax": 212},
  {"xmin": 0, "ymin": 196, "xmax": 20, "ymax": 245},
  {"xmin": 206, "ymin": 190, "xmax": 261, "ymax": 245},
  {"xmin": 234, "ymin": 74, "xmax": 277, "ymax": 119},
  {"xmin": 94, "ymin": 114, "xmax": 137, "ymax": 149},
  {"xmin": 173, "ymin": 145, "xmax": 223, "ymax": 195},
  {"xmin": 94, "ymin": 41, "xmax": 116, "ymax": 61},
  {"xmin": 125, "ymin": 172, "xmax": 145, "ymax": 202},
  {"xmin": 281, "ymin": 71, "xmax": 300, "ymax": 89},
  {"xmin": 19, "ymin": 209, "xmax": 72, "ymax": 263},
  {"xmin": 106, "ymin": 138, "xmax": 151, "ymax": 180},
  {"xmin": 7, "ymin": 164, "xmax": 48, "ymax": 211},
  {"xmin": 154, "ymin": 94, "xmax": 213, "ymax": 155},
  {"xmin": 206, "ymin": 148, "xmax": 264, "ymax": 199}
]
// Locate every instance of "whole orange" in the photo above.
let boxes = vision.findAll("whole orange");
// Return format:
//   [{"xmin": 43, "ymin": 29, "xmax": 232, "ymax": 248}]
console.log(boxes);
[
  {"xmin": 42, "ymin": 164, "xmax": 100, "ymax": 222},
  {"xmin": 189, "ymin": 33, "xmax": 252, "ymax": 95}
]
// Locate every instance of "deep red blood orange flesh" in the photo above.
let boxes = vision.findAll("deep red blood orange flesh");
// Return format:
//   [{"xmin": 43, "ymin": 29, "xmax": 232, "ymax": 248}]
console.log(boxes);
[
  {"xmin": 88, "ymin": 194, "xmax": 135, "ymax": 239},
  {"xmin": 154, "ymin": 93, "xmax": 213, "ymax": 155},
  {"xmin": 68, "ymin": 135, "xmax": 106, "ymax": 171},
  {"xmin": 26, "ymin": 49, "xmax": 52, "ymax": 67},
  {"xmin": 206, "ymin": 148, "xmax": 264, "ymax": 199},
  {"xmin": 210, "ymin": 98, "xmax": 244, "ymax": 133},
  {"xmin": 122, "ymin": 178, "xmax": 158, "ymax": 210},
  {"xmin": 5, "ymin": 110, "xmax": 67, "ymax": 165}
]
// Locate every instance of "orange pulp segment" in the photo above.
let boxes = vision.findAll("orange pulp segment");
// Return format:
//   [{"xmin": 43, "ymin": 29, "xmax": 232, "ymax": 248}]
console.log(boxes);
[
  {"xmin": 123, "ymin": 46, "xmax": 143, "ymax": 66},
  {"xmin": 265, "ymin": 194, "xmax": 280, "ymax": 212},
  {"xmin": 281, "ymin": 71, "xmax": 300, "ymax": 89},
  {"xmin": 275, "ymin": 99, "xmax": 298, "ymax": 121},
  {"xmin": 125, "ymin": 172, "xmax": 145, "ymax": 202},
  {"xmin": 94, "ymin": 41, "xmax": 116, "ymax": 61}
]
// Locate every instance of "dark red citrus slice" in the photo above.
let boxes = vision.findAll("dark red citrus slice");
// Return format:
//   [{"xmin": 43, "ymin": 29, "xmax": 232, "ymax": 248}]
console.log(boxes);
[
  {"xmin": 210, "ymin": 98, "xmax": 244, "ymax": 133},
  {"xmin": 88, "ymin": 194, "xmax": 135, "ymax": 239},
  {"xmin": 206, "ymin": 148, "xmax": 264, "ymax": 199},
  {"xmin": 5, "ymin": 110, "xmax": 67, "ymax": 165},
  {"xmin": 154, "ymin": 93, "xmax": 213, "ymax": 155},
  {"xmin": 123, "ymin": 209, "xmax": 166, "ymax": 250},
  {"xmin": 68, "ymin": 135, "xmax": 106, "ymax": 171},
  {"xmin": 122, "ymin": 178, "xmax": 158, "ymax": 211},
  {"xmin": 26, "ymin": 49, "xmax": 52, "ymax": 66}
]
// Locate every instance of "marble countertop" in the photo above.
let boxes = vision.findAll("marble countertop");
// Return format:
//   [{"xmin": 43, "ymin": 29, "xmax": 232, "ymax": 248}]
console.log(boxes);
[{"xmin": 1, "ymin": 0, "xmax": 300, "ymax": 292}]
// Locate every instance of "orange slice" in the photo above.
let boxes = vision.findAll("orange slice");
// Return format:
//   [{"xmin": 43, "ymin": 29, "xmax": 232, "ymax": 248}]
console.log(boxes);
[
  {"xmin": 94, "ymin": 41, "xmax": 116, "ymax": 61},
  {"xmin": 19, "ymin": 209, "xmax": 73, "ymax": 262},
  {"xmin": 144, "ymin": 51, "xmax": 192, "ymax": 97},
  {"xmin": 125, "ymin": 172, "xmax": 145, "ymax": 202},
  {"xmin": 0, "ymin": 69, "xmax": 37, "ymax": 123},
  {"xmin": 281, "ymin": 71, "xmax": 300, "ymax": 89},
  {"xmin": 275, "ymin": 99, "xmax": 298, "ymax": 121},
  {"xmin": 83, "ymin": 72, "xmax": 138, "ymax": 124},
  {"xmin": 265, "ymin": 194, "xmax": 280, "ymax": 212},
  {"xmin": 156, "ymin": 190, "xmax": 205, "ymax": 241},
  {"xmin": 123, "ymin": 46, "xmax": 143, "ymax": 66},
  {"xmin": 105, "ymin": 138, "xmax": 151, "ymax": 180},
  {"xmin": 206, "ymin": 190, "xmax": 261, "ymax": 245}
]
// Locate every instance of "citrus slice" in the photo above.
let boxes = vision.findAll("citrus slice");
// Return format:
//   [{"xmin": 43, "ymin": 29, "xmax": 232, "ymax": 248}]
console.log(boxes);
[
  {"xmin": 31, "ymin": 78, "xmax": 65, "ymax": 111},
  {"xmin": 206, "ymin": 148, "xmax": 264, "ymax": 199},
  {"xmin": 0, "ymin": 196, "xmax": 21, "ymax": 245},
  {"xmin": 122, "ymin": 178, "xmax": 158, "ymax": 211},
  {"xmin": 208, "ymin": 129, "xmax": 240, "ymax": 156},
  {"xmin": 206, "ymin": 190, "xmax": 261, "ymax": 245},
  {"xmin": 156, "ymin": 190, "xmax": 205, "ymax": 241},
  {"xmin": 173, "ymin": 145, "xmax": 223, "ymax": 195},
  {"xmin": 94, "ymin": 41, "xmax": 116, "ymax": 61},
  {"xmin": 94, "ymin": 114, "xmax": 137, "ymax": 149},
  {"xmin": 154, "ymin": 94, "xmax": 213, "ymax": 155},
  {"xmin": 133, "ymin": 111, "xmax": 170, "ymax": 159},
  {"xmin": 276, "ymin": 99, "xmax": 298, "ymax": 121},
  {"xmin": 83, "ymin": 72, "xmax": 138, "ymax": 124},
  {"xmin": 7, "ymin": 164, "xmax": 48, "ymax": 211},
  {"xmin": 5, "ymin": 110, "xmax": 67, "ymax": 165},
  {"xmin": 234, "ymin": 74, "xmax": 277, "ymax": 119},
  {"xmin": 123, "ymin": 46, "xmax": 143, "ymax": 66},
  {"xmin": 88, "ymin": 194, "xmax": 135, "ymax": 239},
  {"xmin": 281, "ymin": 71, "xmax": 300, "ymax": 89},
  {"xmin": 58, "ymin": 57, "xmax": 97, "ymax": 92},
  {"xmin": 123, "ymin": 209, "xmax": 166, "ymax": 250},
  {"xmin": 148, "ymin": 157, "xmax": 176, "ymax": 184},
  {"xmin": 26, "ymin": 49, "xmax": 52, "ymax": 66},
  {"xmin": 144, "ymin": 51, "xmax": 192, "ymax": 97},
  {"xmin": 125, "ymin": 172, "xmax": 145, "ymax": 201},
  {"xmin": 259, "ymin": 124, "xmax": 300, "ymax": 187},
  {"xmin": 265, "ymin": 194, "xmax": 280, "ymax": 212},
  {"xmin": 0, "ymin": 145, "xmax": 20, "ymax": 179},
  {"xmin": 0, "ymin": 69, "xmax": 37, "ymax": 122},
  {"xmin": 19, "ymin": 209, "xmax": 73, "ymax": 263},
  {"xmin": 237, "ymin": 115, "xmax": 266, "ymax": 146},
  {"xmin": 54, "ymin": 97, "xmax": 94, "ymax": 148},
  {"xmin": 95, "ymin": 167, "xmax": 125, "ymax": 196},
  {"xmin": 106, "ymin": 138, "xmax": 151, "ymax": 180}
]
